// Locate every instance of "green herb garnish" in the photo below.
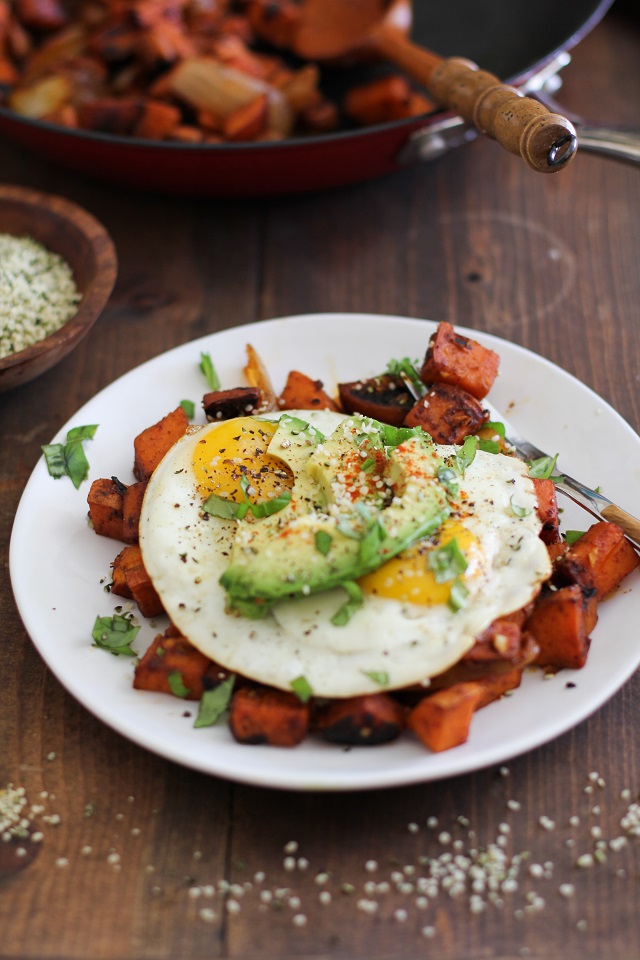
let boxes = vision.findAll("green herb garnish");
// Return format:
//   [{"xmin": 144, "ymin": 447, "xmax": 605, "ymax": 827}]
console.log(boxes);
[
  {"xmin": 528, "ymin": 453, "xmax": 560, "ymax": 480},
  {"xmin": 291, "ymin": 675, "xmax": 314, "ymax": 703},
  {"xmin": 386, "ymin": 357, "xmax": 422, "ymax": 389},
  {"xmin": 168, "ymin": 672, "xmax": 191, "ymax": 698},
  {"xmin": 42, "ymin": 423, "xmax": 98, "ymax": 489},
  {"xmin": 427, "ymin": 537, "xmax": 468, "ymax": 583},
  {"xmin": 510, "ymin": 496, "xmax": 532, "ymax": 518},
  {"xmin": 194, "ymin": 676, "xmax": 235, "ymax": 727},
  {"xmin": 449, "ymin": 578, "xmax": 470, "ymax": 612},
  {"xmin": 331, "ymin": 581, "xmax": 363, "ymax": 626},
  {"xmin": 315, "ymin": 530, "xmax": 333, "ymax": 555},
  {"xmin": 180, "ymin": 399, "xmax": 195, "ymax": 419},
  {"xmin": 456, "ymin": 435, "xmax": 478, "ymax": 473},
  {"xmin": 363, "ymin": 670, "xmax": 389, "ymax": 686},
  {"xmin": 564, "ymin": 530, "xmax": 585, "ymax": 545},
  {"xmin": 91, "ymin": 612, "xmax": 139, "ymax": 656},
  {"xmin": 200, "ymin": 351, "xmax": 221, "ymax": 391}
]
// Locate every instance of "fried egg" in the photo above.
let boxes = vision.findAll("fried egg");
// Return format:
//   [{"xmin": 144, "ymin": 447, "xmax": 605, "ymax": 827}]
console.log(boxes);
[{"xmin": 139, "ymin": 410, "xmax": 551, "ymax": 698}]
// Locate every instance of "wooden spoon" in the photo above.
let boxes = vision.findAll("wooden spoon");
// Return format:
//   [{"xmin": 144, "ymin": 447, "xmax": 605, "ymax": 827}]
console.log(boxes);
[{"xmin": 289, "ymin": 0, "xmax": 578, "ymax": 173}]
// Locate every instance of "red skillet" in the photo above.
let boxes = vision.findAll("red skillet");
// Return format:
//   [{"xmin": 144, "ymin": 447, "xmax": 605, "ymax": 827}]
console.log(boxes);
[{"xmin": 0, "ymin": 0, "xmax": 615, "ymax": 195}]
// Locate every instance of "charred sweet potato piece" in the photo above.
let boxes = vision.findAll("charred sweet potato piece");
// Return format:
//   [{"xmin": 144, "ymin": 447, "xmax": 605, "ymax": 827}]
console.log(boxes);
[
  {"xmin": 223, "ymin": 91, "xmax": 268, "ymax": 141},
  {"xmin": 420, "ymin": 322, "xmax": 500, "ymax": 400},
  {"xmin": 133, "ymin": 405, "xmax": 189, "ymax": 481},
  {"xmin": 109, "ymin": 551, "xmax": 132, "ymax": 600},
  {"xmin": 77, "ymin": 95, "xmax": 144, "ymax": 134},
  {"xmin": 344, "ymin": 74, "xmax": 430, "ymax": 126},
  {"xmin": 315, "ymin": 694, "xmax": 406, "ymax": 746},
  {"xmin": 407, "ymin": 683, "xmax": 483, "ymax": 752},
  {"xmin": 133, "ymin": 98, "xmax": 182, "ymax": 139},
  {"xmin": 338, "ymin": 373, "xmax": 414, "ymax": 427},
  {"xmin": 244, "ymin": 343, "xmax": 278, "ymax": 411},
  {"xmin": 122, "ymin": 480, "xmax": 147, "ymax": 544},
  {"xmin": 110, "ymin": 544, "xmax": 164, "ymax": 618},
  {"xmin": 229, "ymin": 686, "xmax": 310, "ymax": 747},
  {"xmin": 532, "ymin": 477, "xmax": 561, "ymax": 544},
  {"xmin": 525, "ymin": 584, "xmax": 598, "ymax": 670},
  {"xmin": 203, "ymin": 386, "xmax": 263, "ymax": 421},
  {"xmin": 471, "ymin": 668, "xmax": 524, "ymax": 709},
  {"xmin": 553, "ymin": 521, "xmax": 639, "ymax": 599},
  {"xmin": 134, "ymin": 627, "xmax": 212, "ymax": 699},
  {"xmin": 403, "ymin": 382, "xmax": 488, "ymax": 444},
  {"xmin": 87, "ymin": 477, "xmax": 126, "ymax": 540},
  {"xmin": 15, "ymin": 0, "xmax": 68, "ymax": 32},
  {"xmin": 463, "ymin": 619, "xmax": 523, "ymax": 663},
  {"xmin": 279, "ymin": 370, "xmax": 341, "ymax": 412}
]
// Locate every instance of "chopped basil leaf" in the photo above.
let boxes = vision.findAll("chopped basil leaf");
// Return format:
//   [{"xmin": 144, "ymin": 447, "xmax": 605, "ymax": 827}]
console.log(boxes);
[
  {"xmin": 291, "ymin": 675, "xmax": 314, "ymax": 703},
  {"xmin": 194, "ymin": 675, "xmax": 235, "ymax": 727},
  {"xmin": 363, "ymin": 670, "xmax": 389, "ymax": 686},
  {"xmin": 456, "ymin": 435, "xmax": 477, "ymax": 473},
  {"xmin": 360, "ymin": 457, "xmax": 376, "ymax": 472},
  {"xmin": 386, "ymin": 357, "xmax": 422, "ymax": 389},
  {"xmin": 42, "ymin": 424, "xmax": 98, "ymax": 488},
  {"xmin": 437, "ymin": 466, "xmax": 459, "ymax": 497},
  {"xmin": 358, "ymin": 520, "xmax": 386, "ymax": 565},
  {"xmin": 64, "ymin": 437, "xmax": 91, "ymax": 489},
  {"xmin": 91, "ymin": 613, "xmax": 139, "ymax": 656},
  {"xmin": 449, "ymin": 578, "xmax": 470, "ymax": 612},
  {"xmin": 510, "ymin": 496, "xmax": 532, "ymax": 518},
  {"xmin": 564, "ymin": 529, "xmax": 585, "ymax": 545},
  {"xmin": 484, "ymin": 420, "xmax": 506, "ymax": 439},
  {"xmin": 478, "ymin": 438, "xmax": 500, "ymax": 455},
  {"xmin": 427, "ymin": 537, "xmax": 468, "ymax": 584},
  {"xmin": 168, "ymin": 672, "xmax": 191, "ymax": 698},
  {"xmin": 528, "ymin": 453, "xmax": 559, "ymax": 480},
  {"xmin": 200, "ymin": 351, "xmax": 221, "ymax": 391},
  {"xmin": 331, "ymin": 581, "xmax": 363, "ymax": 626},
  {"xmin": 248, "ymin": 491, "xmax": 291, "ymax": 518},
  {"xmin": 66, "ymin": 424, "xmax": 99, "ymax": 442},
  {"xmin": 315, "ymin": 530, "xmax": 333, "ymax": 555},
  {"xmin": 203, "ymin": 493, "xmax": 242, "ymax": 519},
  {"xmin": 180, "ymin": 399, "xmax": 195, "ymax": 419},
  {"xmin": 378, "ymin": 423, "xmax": 424, "ymax": 448},
  {"xmin": 42, "ymin": 443, "xmax": 67, "ymax": 479}
]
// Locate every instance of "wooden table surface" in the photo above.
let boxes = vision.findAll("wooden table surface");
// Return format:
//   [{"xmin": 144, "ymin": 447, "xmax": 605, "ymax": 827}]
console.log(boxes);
[{"xmin": 1, "ymin": 6, "xmax": 639, "ymax": 959}]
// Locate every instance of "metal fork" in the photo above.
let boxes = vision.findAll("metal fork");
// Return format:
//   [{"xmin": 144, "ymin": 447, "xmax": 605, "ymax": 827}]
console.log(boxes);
[{"xmin": 482, "ymin": 398, "xmax": 640, "ymax": 549}]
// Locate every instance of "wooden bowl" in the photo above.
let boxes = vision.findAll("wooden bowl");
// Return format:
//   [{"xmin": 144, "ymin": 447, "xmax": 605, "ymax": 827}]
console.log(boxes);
[{"xmin": 0, "ymin": 185, "xmax": 117, "ymax": 392}]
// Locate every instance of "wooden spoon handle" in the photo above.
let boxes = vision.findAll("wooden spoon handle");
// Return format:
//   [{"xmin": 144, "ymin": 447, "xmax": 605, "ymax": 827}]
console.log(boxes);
[
  {"xmin": 601, "ymin": 504, "xmax": 640, "ymax": 548},
  {"xmin": 371, "ymin": 26, "xmax": 577, "ymax": 172}
]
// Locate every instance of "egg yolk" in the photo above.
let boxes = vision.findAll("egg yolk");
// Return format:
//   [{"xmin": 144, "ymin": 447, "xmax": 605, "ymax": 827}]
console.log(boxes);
[
  {"xmin": 359, "ymin": 519, "xmax": 482, "ymax": 605},
  {"xmin": 192, "ymin": 418, "xmax": 293, "ymax": 503}
]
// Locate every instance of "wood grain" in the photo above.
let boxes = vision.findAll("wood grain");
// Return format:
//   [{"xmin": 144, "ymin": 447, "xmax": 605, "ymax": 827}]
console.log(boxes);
[{"xmin": 1, "ymin": 7, "xmax": 638, "ymax": 960}]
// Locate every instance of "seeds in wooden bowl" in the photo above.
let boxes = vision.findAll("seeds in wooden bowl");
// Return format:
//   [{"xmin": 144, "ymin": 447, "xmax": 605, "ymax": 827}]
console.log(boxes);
[{"xmin": 0, "ymin": 233, "xmax": 80, "ymax": 360}]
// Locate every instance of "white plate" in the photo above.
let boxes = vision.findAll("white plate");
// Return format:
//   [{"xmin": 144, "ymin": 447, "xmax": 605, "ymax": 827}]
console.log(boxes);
[{"xmin": 10, "ymin": 313, "xmax": 640, "ymax": 791}]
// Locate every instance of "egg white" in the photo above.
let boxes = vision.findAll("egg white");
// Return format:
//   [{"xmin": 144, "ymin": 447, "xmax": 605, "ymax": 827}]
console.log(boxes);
[{"xmin": 138, "ymin": 410, "xmax": 551, "ymax": 698}]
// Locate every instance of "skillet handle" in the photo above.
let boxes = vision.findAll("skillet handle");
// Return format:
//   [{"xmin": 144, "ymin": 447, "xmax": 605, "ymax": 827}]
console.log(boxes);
[
  {"xmin": 429, "ymin": 57, "xmax": 577, "ymax": 172},
  {"xmin": 370, "ymin": 25, "xmax": 577, "ymax": 172}
]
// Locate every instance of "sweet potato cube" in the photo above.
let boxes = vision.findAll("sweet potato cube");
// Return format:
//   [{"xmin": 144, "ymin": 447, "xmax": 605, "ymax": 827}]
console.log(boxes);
[
  {"xmin": 202, "ymin": 386, "xmax": 262, "ymax": 421},
  {"xmin": 279, "ymin": 370, "xmax": 341, "ymax": 413},
  {"xmin": 338, "ymin": 373, "xmax": 413, "ymax": 426},
  {"xmin": 344, "ymin": 74, "xmax": 414, "ymax": 126},
  {"xmin": 223, "ymin": 92, "xmax": 268, "ymax": 141},
  {"xmin": 555, "ymin": 521, "xmax": 639, "ymax": 599},
  {"xmin": 403, "ymin": 382, "xmax": 488, "ymax": 444},
  {"xmin": 532, "ymin": 477, "xmax": 560, "ymax": 544},
  {"xmin": 134, "ymin": 628, "xmax": 212, "ymax": 699},
  {"xmin": 419, "ymin": 322, "xmax": 500, "ymax": 400},
  {"xmin": 407, "ymin": 683, "xmax": 483, "ymax": 752},
  {"xmin": 470, "ymin": 668, "xmax": 523, "ymax": 709},
  {"xmin": 87, "ymin": 477, "xmax": 125, "ymax": 540},
  {"xmin": 133, "ymin": 406, "xmax": 189, "ymax": 481},
  {"xmin": 122, "ymin": 480, "xmax": 148, "ymax": 544},
  {"xmin": 229, "ymin": 686, "xmax": 310, "ymax": 747},
  {"xmin": 110, "ymin": 548, "xmax": 132, "ymax": 600},
  {"xmin": 111, "ymin": 544, "xmax": 164, "ymax": 618},
  {"xmin": 315, "ymin": 694, "xmax": 405, "ymax": 746},
  {"xmin": 133, "ymin": 99, "xmax": 182, "ymax": 140},
  {"xmin": 525, "ymin": 584, "xmax": 597, "ymax": 670}
]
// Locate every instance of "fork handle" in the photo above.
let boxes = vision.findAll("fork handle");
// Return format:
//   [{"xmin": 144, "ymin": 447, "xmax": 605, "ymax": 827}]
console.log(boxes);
[
  {"xmin": 600, "ymin": 504, "xmax": 640, "ymax": 549},
  {"xmin": 556, "ymin": 476, "xmax": 640, "ymax": 550}
]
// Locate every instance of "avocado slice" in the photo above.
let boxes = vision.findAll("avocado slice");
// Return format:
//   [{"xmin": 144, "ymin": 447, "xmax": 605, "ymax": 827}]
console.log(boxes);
[{"xmin": 219, "ymin": 416, "xmax": 451, "ymax": 619}]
